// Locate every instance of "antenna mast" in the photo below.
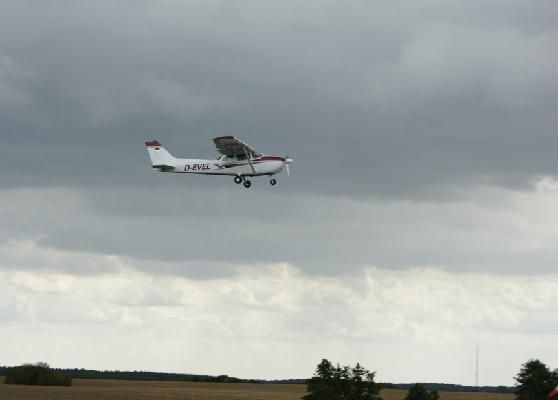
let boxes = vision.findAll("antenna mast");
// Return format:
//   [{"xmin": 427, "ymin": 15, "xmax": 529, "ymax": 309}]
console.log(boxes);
[{"xmin": 475, "ymin": 342, "xmax": 479, "ymax": 388}]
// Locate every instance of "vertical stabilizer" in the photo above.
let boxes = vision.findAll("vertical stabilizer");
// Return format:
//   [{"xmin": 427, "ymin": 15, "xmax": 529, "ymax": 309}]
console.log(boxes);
[{"xmin": 145, "ymin": 140, "xmax": 176, "ymax": 169}]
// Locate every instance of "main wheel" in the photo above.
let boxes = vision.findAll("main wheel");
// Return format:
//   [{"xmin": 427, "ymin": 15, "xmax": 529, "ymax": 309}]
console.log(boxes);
[
  {"xmin": 234, "ymin": 176, "xmax": 242, "ymax": 184},
  {"xmin": 270, "ymin": 178, "xmax": 277, "ymax": 186},
  {"xmin": 243, "ymin": 180, "xmax": 252, "ymax": 188}
]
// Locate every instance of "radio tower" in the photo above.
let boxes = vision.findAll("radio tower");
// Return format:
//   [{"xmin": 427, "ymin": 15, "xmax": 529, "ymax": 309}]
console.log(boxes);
[{"xmin": 475, "ymin": 343, "xmax": 479, "ymax": 388}]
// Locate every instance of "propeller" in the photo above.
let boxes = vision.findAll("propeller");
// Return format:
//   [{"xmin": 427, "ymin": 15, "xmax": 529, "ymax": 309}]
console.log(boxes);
[{"xmin": 284, "ymin": 155, "xmax": 293, "ymax": 176}]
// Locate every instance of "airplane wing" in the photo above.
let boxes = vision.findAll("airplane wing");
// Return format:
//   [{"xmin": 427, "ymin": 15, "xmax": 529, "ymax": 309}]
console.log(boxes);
[{"xmin": 213, "ymin": 136, "xmax": 263, "ymax": 158}]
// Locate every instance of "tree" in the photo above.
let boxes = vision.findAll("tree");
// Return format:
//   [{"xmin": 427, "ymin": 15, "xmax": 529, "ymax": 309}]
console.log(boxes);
[
  {"xmin": 515, "ymin": 359, "xmax": 558, "ymax": 400},
  {"xmin": 5, "ymin": 362, "xmax": 71, "ymax": 386},
  {"xmin": 404, "ymin": 383, "xmax": 439, "ymax": 400},
  {"xmin": 305, "ymin": 359, "xmax": 382, "ymax": 400}
]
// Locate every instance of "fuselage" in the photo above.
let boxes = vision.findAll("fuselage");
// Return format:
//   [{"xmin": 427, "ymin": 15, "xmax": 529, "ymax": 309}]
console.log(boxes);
[{"xmin": 159, "ymin": 155, "xmax": 287, "ymax": 177}]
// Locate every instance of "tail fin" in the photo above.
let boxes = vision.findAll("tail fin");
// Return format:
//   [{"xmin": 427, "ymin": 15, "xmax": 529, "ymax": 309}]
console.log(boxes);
[{"xmin": 145, "ymin": 140, "xmax": 176, "ymax": 170}]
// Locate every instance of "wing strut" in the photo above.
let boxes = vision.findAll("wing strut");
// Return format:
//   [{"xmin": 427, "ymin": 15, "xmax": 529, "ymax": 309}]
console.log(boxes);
[{"xmin": 244, "ymin": 148, "xmax": 256, "ymax": 174}]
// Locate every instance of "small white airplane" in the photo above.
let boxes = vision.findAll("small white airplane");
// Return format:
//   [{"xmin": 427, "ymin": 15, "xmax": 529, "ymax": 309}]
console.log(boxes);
[{"xmin": 145, "ymin": 136, "xmax": 293, "ymax": 188}]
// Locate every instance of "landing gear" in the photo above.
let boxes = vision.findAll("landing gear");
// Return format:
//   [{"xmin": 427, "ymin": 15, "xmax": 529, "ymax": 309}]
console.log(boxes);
[
  {"xmin": 243, "ymin": 180, "xmax": 252, "ymax": 188},
  {"xmin": 234, "ymin": 176, "xmax": 242, "ymax": 184},
  {"xmin": 270, "ymin": 178, "xmax": 277, "ymax": 186}
]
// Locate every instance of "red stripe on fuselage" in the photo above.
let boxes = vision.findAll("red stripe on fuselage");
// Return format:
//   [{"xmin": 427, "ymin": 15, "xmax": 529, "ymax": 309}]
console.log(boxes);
[{"xmin": 258, "ymin": 156, "xmax": 285, "ymax": 161}]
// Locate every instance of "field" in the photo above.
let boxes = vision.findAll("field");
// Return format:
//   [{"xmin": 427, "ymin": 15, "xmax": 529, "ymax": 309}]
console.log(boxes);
[{"xmin": 0, "ymin": 377, "xmax": 515, "ymax": 400}]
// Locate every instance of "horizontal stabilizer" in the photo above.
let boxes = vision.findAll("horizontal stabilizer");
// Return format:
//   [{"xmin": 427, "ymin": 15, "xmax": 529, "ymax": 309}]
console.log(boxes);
[{"xmin": 152, "ymin": 164, "xmax": 175, "ymax": 171}]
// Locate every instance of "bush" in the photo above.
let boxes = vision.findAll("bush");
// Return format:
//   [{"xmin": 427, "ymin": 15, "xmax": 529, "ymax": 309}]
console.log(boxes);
[
  {"xmin": 4, "ymin": 362, "xmax": 72, "ymax": 386},
  {"xmin": 404, "ymin": 383, "xmax": 439, "ymax": 400}
]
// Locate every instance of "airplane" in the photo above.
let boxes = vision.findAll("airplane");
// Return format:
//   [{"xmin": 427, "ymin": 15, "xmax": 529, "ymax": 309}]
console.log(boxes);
[{"xmin": 145, "ymin": 136, "xmax": 293, "ymax": 188}]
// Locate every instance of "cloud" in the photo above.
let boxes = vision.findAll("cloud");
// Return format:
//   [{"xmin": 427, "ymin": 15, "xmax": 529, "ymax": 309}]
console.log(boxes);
[
  {"xmin": 4, "ymin": 177, "xmax": 558, "ymax": 276},
  {"xmin": 1, "ymin": 1, "xmax": 558, "ymax": 196},
  {"xmin": 0, "ymin": 239, "xmax": 123, "ymax": 275},
  {"xmin": 0, "ymin": 262, "xmax": 557, "ymax": 384},
  {"xmin": 367, "ymin": 25, "xmax": 558, "ymax": 111},
  {"xmin": 0, "ymin": 54, "xmax": 33, "ymax": 106},
  {"xmin": 74, "ymin": 73, "xmax": 245, "ymax": 124}
]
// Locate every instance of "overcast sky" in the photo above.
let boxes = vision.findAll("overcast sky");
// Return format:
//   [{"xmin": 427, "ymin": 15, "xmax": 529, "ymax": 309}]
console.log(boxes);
[{"xmin": 1, "ymin": 0, "xmax": 558, "ymax": 386}]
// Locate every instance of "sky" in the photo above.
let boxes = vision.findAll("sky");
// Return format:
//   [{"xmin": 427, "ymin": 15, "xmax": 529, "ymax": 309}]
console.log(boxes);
[{"xmin": 1, "ymin": 0, "xmax": 558, "ymax": 386}]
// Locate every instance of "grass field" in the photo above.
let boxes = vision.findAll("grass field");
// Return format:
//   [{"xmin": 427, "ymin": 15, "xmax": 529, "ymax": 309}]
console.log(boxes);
[{"xmin": 0, "ymin": 377, "xmax": 516, "ymax": 400}]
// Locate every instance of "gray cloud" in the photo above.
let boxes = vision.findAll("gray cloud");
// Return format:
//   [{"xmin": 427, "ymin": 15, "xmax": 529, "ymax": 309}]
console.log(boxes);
[
  {"xmin": 1, "ymin": 0, "xmax": 558, "ymax": 277},
  {"xmin": 1, "ymin": 1, "xmax": 558, "ymax": 197},
  {"xmin": 2, "ymin": 182, "xmax": 558, "ymax": 277},
  {"xmin": 0, "ymin": 54, "xmax": 33, "ymax": 106}
]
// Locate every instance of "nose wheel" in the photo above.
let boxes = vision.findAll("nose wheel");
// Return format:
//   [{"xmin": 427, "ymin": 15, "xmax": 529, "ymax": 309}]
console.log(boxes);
[
  {"xmin": 234, "ymin": 176, "xmax": 242, "ymax": 184},
  {"xmin": 243, "ymin": 180, "xmax": 252, "ymax": 188},
  {"xmin": 270, "ymin": 178, "xmax": 277, "ymax": 186}
]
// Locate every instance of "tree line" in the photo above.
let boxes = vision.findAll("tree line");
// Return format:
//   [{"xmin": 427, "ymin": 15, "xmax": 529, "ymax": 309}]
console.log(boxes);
[
  {"xmin": 1, "ymin": 356, "xmax": 555, "ymax": 400},
  {"xmin": 0, "ymin": 364, "xmax": 517, "ymax": 391},
  {"xmin": 3, "ymin": 363, "xmax": 71, "ymax": 386}
]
